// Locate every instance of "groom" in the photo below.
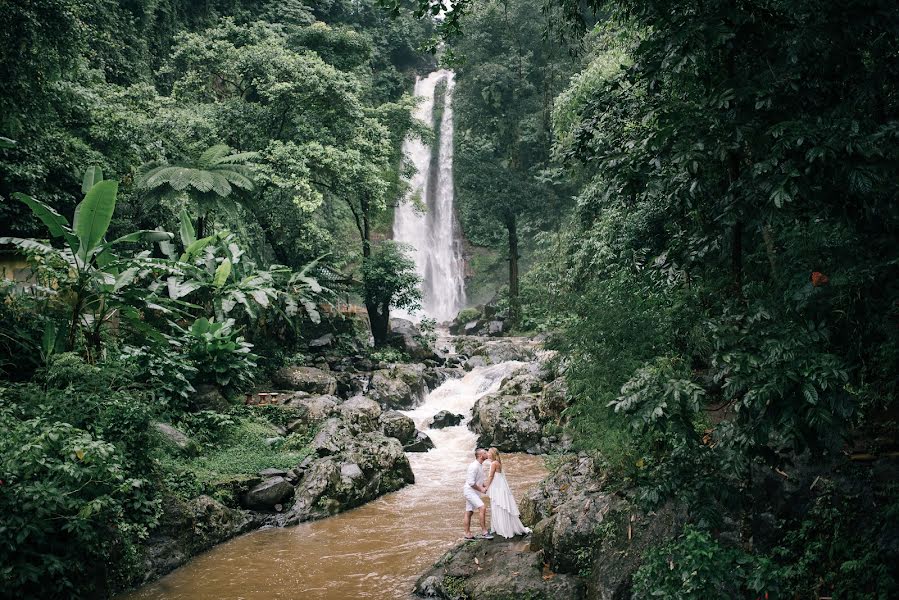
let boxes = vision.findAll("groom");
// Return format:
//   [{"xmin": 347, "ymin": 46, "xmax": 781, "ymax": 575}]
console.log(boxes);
[{"xmin": 463, "ymin": 448, "xmax": 494, "ymax": 540}]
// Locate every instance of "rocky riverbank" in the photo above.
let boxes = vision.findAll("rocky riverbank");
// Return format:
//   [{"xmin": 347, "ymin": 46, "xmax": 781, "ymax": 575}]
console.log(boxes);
[
  {"xmin": 413, "ymin": 440, "xmax": 899, "ymax": 600},
  {"xmin": 137, "ymin": 325, "xmax": 573, "ymax": 587}
]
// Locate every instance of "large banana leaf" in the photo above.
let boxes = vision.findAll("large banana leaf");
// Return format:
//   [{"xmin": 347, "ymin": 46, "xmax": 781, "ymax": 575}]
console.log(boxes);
[
  {"xmin": 11, "ymin": 193, "xmax": 78, "ymax": 252},
  {"xmin": 74, "ymin": 180, "xmax": 118, "ymax": 261},
  {"xmin": 81, "ymin": 166, "xmax": 104, "ymax": 194},
  {"xmin": 213, "ymin": 258, "xmax": 232, "ymax": 288}
]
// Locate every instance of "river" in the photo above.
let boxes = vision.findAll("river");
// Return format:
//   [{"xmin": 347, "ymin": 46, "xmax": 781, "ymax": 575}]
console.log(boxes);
[{"xmin": 121, "ymin": 361, "xmax": 546, "ymax": 600}]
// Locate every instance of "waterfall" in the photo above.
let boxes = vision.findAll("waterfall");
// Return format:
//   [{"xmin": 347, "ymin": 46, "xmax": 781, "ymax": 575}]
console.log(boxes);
[{"xmin": 393, "ymin": 70, "xmax": 466, "ymax": 323}]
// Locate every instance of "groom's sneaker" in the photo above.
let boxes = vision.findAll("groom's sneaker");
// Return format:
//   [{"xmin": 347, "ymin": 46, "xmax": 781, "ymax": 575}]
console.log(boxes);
[{"xmin": 479, "ymin": 532, "xmax": 494, "ymax": 540}]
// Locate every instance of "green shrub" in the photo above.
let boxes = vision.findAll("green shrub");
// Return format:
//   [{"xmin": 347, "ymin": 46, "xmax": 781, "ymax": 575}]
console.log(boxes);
[
  {"xmin": 179, "ymin": 317, "xmax": 257, "ymax": 393},
  {"xmin": 0, "ymin": 415, "xmax": 160, "ymax": 598},
  {"xmin": 632, "ymin": 525, "xmax": 775, "ymax": 599},
  {"xmin": 456, "ymin": 307, "xmax": 481, "ymax": 323}
]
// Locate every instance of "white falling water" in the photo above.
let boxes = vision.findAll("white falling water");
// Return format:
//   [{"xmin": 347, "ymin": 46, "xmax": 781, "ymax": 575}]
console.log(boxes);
[
  {"xmin": 393, "ymin": 70, "xmax": 466, "ymax": 323},
  {"xmin": 402, "ymin": 361, "xmax": 525, "ymax": 480}
]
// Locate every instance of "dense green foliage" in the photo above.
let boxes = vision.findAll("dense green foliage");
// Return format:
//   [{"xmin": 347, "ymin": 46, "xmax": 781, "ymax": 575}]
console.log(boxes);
[
  {"xmin": 0, "ymin": 1, "xmax": 436, "ymax": 596},
  {"xmin": 409, "ymin": 0, "xmax": 899, "ymax": 595}
]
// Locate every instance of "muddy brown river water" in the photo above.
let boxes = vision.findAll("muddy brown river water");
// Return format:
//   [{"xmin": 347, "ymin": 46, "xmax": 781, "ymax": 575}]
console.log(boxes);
[{"xmin": 121, "ymin": 362, "xmax": 546, "ymax": 600}]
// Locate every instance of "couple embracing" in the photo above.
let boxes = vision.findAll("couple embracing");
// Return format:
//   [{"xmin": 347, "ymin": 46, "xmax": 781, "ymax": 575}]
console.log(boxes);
[{"xmin": 462, "ymin": 447, "xmax": 531, "ymax": 540}]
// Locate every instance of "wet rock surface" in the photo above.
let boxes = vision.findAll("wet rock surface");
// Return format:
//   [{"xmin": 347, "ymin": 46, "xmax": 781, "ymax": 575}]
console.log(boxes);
[
  {"xmin": 272, "ymin": 366, "xmax": 338, "ymax": 395},
  {"xmin": 141, "ymin": 495, "xmax": 261, "ymax": 583},
  {"xmin": 430, "ymin": 410, "xmax": 464, "ymax": 429},
  {"xmin": 468, "ymin": 360, "xmax": 572, "ymax": 454},
  {"xmin": 414, "ymin": 538, "xmax": 584, "ymax": 599},
  {"xmin": 287, "ymin": 431, "xmax": 414, "ymax": 522}
]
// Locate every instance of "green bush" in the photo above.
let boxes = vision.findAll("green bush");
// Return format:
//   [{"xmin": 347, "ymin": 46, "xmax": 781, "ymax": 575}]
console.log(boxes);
[
  {"xmin": 0, "ymin": 415, "xmax": 160, "ymax": 598},
  {"xmin": 179, "ymin": 317, "xmax": 257, "ymax": 394},
  {"xmin": 632, "ymin": 525, "xmax": 775, "ymax": 599}
]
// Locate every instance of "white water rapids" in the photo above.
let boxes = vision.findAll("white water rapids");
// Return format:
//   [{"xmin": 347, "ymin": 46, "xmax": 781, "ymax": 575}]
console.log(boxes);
[
  {"xmin": 393, "ymin": 70, "xmax": 467, "ymax": 323},
  {"xmin": 121, "ymin": 361, "xmax": 545, "ymax": 600}
]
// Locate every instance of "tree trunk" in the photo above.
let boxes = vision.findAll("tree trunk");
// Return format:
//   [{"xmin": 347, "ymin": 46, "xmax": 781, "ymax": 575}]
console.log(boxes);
[
  {"xmin": 196, "ymin": 213, "xmax": 207, "ymax": 240},
  {"xmin": 507, "ymin": 215, "xmax": 520, "ymax": 324},
  {"xmin": 368, "ymin": 301, "xmax": 389, "ymax": 347}
]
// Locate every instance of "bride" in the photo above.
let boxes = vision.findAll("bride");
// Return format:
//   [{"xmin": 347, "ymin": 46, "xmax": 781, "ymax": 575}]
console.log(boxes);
[{"xmin": 484, "ymin": 447, "xmax": 531, "ymax": 538}]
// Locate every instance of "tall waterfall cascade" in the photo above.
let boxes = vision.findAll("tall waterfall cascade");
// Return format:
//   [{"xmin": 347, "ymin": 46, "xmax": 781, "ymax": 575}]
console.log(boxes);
[{"xmin": 393, "ymin": 70, "xmax": 466, "ymax": 322}]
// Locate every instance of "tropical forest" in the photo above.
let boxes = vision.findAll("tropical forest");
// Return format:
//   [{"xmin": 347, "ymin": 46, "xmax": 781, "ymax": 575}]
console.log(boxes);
[{"xmin": 0, "ymin": 0, "xmax": 897, "ymax": 599}]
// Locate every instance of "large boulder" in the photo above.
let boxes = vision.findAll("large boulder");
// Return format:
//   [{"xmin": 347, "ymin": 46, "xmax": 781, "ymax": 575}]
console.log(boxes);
[
  {"xmin": 153, "ymin": 422, "xmax": 199, "ymax": 456},
  {"xmin": 366, "ymin": 363, "xmax": 428, "ymax": 409},
  {"xmin": 430, "ymin": 410, "xmax": 464, "ymax": 429},
  {"xmin": 453, "ymin": 337, "xmax": 538, "ymax": 365},
  {"xmin": 241, "ymin": 476, "xmax": 295, "ymax": 510},
  {"xmin": 141, "ymin": 495, "xmax": 258, "ymax": 582},
  {"xmin": 467, "ymin": 363, "xmax": 572, "ymax": 454},
  {"xmin": 272, "ymin": 366, "xmax": 337, "ymax": 395},
  {"xmin": 380, "ymin": 410, "xmax": 416, "ymax": 444},
  {"xmin": 404, "ymin": 430, "xmax": 435, "ymax": 452},
  {"xmin": 520, "ymin": 455, "xmax": 684, "ymax": 599},
  {"xmin": 289, "ymin": 433, "xmax": 414, "ymax": 522},
  {"xmin": 311, "ymin": 418, "xmax": 354, "ymax": 456},
  {"xmin": 285, "ymin": 394, "xmax": 340, "ymax": 427},
  {"xmin": 338, "ymin": 395, "xmax": 382, "ymax": 434},
  {"xmin": 388, "ymin": 317, "xmax": 437, "ymax": 361},
  {"xmin": 469, "ymin": 392, "xmax": 543, "ymax": 453},
  {"xmin": 414, "ymin": 538, "xmax": 583, "ymax": 599}
]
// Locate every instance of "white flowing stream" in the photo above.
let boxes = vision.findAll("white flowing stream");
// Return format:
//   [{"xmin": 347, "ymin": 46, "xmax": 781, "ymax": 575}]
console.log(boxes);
[
  {"xmin": 393, "ymin": 70, "xmax": 467, "ymax": 322},
  {"xmin": 121, "ymin": 361, "xmax": 545, "ymax": 600}
]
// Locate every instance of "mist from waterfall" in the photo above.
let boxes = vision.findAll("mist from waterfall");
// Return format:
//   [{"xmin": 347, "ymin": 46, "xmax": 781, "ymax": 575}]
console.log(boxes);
[{"xmin": 393, "ymin": 70, "xmax": 466, "ymax": 323}]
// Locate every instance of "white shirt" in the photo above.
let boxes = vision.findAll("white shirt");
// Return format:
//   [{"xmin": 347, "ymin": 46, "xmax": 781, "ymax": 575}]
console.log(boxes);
[{"xmin": 465, "ymin": 460, "xmax": 484, "ymax": 491}]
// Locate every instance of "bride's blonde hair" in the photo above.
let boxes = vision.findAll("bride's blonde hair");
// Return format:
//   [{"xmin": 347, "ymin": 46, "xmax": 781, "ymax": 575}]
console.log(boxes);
[{"xmin": 488, "ymin": 447, "xmax": 501, "ymax": 464}]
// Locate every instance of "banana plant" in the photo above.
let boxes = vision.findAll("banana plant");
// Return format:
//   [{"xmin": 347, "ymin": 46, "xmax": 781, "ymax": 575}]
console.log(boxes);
[
  {"xmin": 0, "ymin": 168, "xmax": 174, "ymax": 357},
  {"xmin": 158, "ymin": 209, "xmax": 328, "ymax": 326}
]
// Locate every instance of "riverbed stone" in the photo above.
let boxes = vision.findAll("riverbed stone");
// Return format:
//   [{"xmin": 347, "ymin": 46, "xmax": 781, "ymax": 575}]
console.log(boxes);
[
  {"xmin": 388, "ymin": 317, "xmax": 437, "ymax": 361},
  {"xmin": 311, "ymin": 418, "xmax": 353, "ymax": 456},
  {"xmin": 242, "ymin": 476, "xmax": 295, "ymax": 510},
  {"xmin": 285, "ymin": 394, "xmax": 340, "ymax": 426},
  {"xmin": 469, "ymin": 392, "xmax": 543, "ymax": 453},
  {"xmin": 366, "ymin": 363, "xmax": 428, "ymax": 409},
  {"xmin": 141, "ymin": 494, "xmax": 258, "ymax": 583},
  {"xmin": 153, "ymin": 422, "xmax": 199, "ymax": 456},
  {"xmin": 380, "ymin": 410, "xmax": 416, "ymax": 444},
  {"xmin": 272, "ymin": 366, "xmax": 337, "ymax": 395},
  {"xmin": 338, "ymin": 395, "xmax": 382, "ymax": 433},
  {"xmin": 430, "ymin": 410, "xmax": 464, "ymax": 429},
  {"xmin": 289, "ymin": 432, "xmax": 414, "ymax": 522},
  {"xmin": 413, "ymin": 538, "xmax": 584, "ymax": 599},
  {"xmin": 404, "ymin": 430, "xmax": 435, "ymax": 452}
]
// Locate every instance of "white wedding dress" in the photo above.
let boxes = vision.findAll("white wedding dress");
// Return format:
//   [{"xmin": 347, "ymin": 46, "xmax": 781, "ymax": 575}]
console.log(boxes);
[{"xmin": 487, "ymin": 467, "xmax": 531, "ymax": 538}]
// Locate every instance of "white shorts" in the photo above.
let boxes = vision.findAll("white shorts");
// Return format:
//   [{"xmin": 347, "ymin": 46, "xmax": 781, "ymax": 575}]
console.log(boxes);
[{"xmin": 464, "ymin": 487, "xmax": 484, "ymax": 512}]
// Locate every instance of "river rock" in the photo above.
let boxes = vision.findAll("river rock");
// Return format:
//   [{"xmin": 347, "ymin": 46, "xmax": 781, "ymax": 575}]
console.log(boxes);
[
  {"xmin": 486, "ymin": 320, "xmax": 504, "ymax": 336},
  {"xmin": 289, "ymin": 433, "xmax": 414, "ymax": 521},
  {"xmin": 311, "ymin": 418, "xmax": 354, "ymax": 456},
  {"xmin": 404, "ymin": 430, "xmax": 435, "ymax": 452},
  {"xmin": 520, "ymin": 455, "xmax": 685, "ymax": 598},
  {"xmin": 455, "ymin": 337, "xmax": 538, "ymax": 365},
  {"xmin": 430, "ymin": 410, "xmax": 464, "ymax": 429},
  {"xmin": 258, "ymin": 468, "xmax": 288, "ymax": 478},
  {"xmin": 285, "ymin": 394, "xmax": 340, "ymax": 426},
  {"xmin": 308, "ymin": 333, "xmax": 334, "ymax": 349},
  {"xmin": 366, "ymin": 363, "xmax": 428, "ymax": 409},
  {"xmin": 272, "ymin": 366, "xmax": 337, "ymax": 395},
  {"xmin": 388, "ymin": 317, "xmax": 437, "ymax": 361},
  {"xmin": 141, "ymin": 494, "xmax": 258, "ymax": 583},
  {"xmin": 469, "ymin": 392, "xmax": 543, "ymax": 453},
  {"xmin": 338, "ymin": 395, "xmax": 382, "ymax": 433},
  {"xmin": 153, "ymin": 422, "xmax": 199, "ymax": 456},
  {"xmin": 380, "ymin": 410, "xmax": 416, "ymax": 444},
  {"xmin": 413, "ymin": 538, "xmax": 583, "ymax": 599},
  {"xmin": 334, "ymin": 371, "xmax": 368, "ymax": 399},
  {"xmin": 241, "ymin": 476, "xmax": 295, "ymax": 510}
]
